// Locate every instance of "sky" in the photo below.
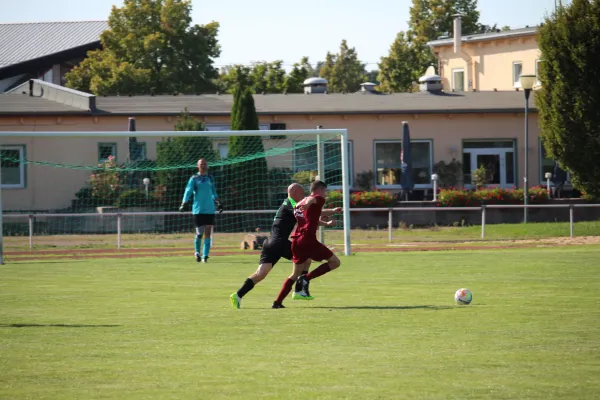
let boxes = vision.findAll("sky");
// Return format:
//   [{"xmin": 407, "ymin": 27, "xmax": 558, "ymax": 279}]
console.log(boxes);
[{"xmin": 1, "ymin": 0, "xmax": 564, "ymax": 71}]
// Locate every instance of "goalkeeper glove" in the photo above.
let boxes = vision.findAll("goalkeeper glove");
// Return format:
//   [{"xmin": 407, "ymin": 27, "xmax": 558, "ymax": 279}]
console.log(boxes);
[{"xmin": 215, "ymin": 200, "xmax": 224, "ymax": 214}]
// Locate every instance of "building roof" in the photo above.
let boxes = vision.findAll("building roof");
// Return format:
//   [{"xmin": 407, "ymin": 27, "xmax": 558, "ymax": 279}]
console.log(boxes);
[
  {"xmin": 427, "ymin": 26, "xmax": 538, "ymax": 47},
  {"xmin": 0, "ymin": 21, "xmax": 108, "ymax": 70},
  {"xmin": 0, "ymin": 89, "xmax": 538, "ymax": 116}
]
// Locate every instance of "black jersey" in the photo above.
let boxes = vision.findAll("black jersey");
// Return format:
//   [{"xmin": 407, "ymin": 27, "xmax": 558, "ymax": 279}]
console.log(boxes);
[{"xmin": 270, "ymin": 198, "xmax": 297, "ymax": 242}]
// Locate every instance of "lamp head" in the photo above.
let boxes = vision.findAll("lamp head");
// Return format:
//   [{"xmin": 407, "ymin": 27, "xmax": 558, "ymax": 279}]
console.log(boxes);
[
  {"xmin": 143, "ymin": 178, "xmax": 150, "ymax": 185},
  {"xmin": 519, "ymin": 74, "xmax": 536, "ymax": 90},
  {"xmin": 431, "ymin": 174, "xmax": 439, "ymax": 181}
]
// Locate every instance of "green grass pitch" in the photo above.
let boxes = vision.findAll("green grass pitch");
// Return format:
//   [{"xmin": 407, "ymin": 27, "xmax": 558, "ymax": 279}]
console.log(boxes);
[{"xmin": 1, "ymin": 247, "xmax": 600, "ymax": 399}]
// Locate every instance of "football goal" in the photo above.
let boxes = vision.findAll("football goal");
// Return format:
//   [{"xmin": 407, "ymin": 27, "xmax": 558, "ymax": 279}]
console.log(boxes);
[{"xmin": 0, "ymin": 128, "xmax": 351, "ymax": 260}]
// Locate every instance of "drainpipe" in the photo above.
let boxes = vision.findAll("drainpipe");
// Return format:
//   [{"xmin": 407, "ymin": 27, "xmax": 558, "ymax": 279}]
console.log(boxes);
[{"xmin": 29, "ymin": 79, "xmax": 33, "ymax": 96}]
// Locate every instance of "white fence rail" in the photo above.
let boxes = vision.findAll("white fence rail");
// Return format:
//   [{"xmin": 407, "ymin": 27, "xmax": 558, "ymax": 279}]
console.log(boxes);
[{"xmin": 3, "ymin": 204, "xmax": 600, "ymax": 254}]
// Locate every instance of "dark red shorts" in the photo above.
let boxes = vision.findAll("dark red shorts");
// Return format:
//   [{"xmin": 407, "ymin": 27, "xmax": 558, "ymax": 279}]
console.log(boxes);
[{"xmin": 291, "ymin": 238, "xmax": 334, "ymax": 264}]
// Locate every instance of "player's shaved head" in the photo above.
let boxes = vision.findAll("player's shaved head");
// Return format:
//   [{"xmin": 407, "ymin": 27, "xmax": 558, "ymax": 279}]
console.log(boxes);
[
  {"xmin": 197, "ymin": 159, "xmax": 208, "ymax": 174},
  {"xmin": 288, "ymin": 183, "xmax": 305, "ymax": 202}
]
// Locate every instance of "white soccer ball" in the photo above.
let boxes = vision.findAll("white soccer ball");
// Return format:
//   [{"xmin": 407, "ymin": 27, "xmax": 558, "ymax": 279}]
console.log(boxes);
[{"xmin": 454, "ymin": 288, "xmax": 473, "ymax": 305}]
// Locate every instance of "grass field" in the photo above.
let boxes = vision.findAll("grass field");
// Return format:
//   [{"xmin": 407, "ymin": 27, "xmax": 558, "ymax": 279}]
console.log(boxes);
[
  {"xmin": 4, "ymin": 220, "xmax": 600, "ymax": 252},
  {"xmin": 2, "ymin": 247, "xmax": 600, "ymax": 399}
]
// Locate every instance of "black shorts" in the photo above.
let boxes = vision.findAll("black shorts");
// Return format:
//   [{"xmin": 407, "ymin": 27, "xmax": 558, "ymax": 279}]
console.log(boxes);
[
  {"xmin": 259, "ymin": 238, "xmax": 292, "ymax": 267},
  {"xmin": 193, "ymin": 213, "xmax": 215, "ymax": 227}
]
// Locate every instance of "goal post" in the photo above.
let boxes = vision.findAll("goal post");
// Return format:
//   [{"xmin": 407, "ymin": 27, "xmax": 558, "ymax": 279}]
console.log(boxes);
[{"xmin": 0, "ymin": 128, "xmax": 351, "ymax": 257}]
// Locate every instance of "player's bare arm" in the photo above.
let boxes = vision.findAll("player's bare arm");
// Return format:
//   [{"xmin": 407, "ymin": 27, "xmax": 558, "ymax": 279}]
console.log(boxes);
[{"xmin": 321, "ymin": 207, "xmax": 343, "ymax": 217}]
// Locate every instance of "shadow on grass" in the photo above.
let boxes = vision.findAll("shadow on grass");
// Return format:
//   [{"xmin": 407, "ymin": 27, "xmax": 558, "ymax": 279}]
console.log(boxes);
[
  {"xmin": 0, "ymin": 323, "xmax": 120, "ymax": 328},
  {"xmin": 309, "ymin": 305, "xmax": 454, "ymax": 310}
]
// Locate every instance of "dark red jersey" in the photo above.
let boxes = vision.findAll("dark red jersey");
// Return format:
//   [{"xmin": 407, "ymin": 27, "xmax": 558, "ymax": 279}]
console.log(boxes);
[{"xmin": 292, "ymin": 195, "xmax": 325, "ymax": 241}]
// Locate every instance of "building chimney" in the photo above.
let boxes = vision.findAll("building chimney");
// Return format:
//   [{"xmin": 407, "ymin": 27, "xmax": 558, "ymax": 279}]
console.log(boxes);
[{"xmin": 453, "ymin": 14, "xmax": 462, "ymax": 54}]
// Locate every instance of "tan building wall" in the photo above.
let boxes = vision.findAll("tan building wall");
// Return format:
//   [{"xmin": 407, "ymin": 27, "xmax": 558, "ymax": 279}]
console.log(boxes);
[
  {"xmin": 433, "ymin": 35, "xmax": 541, "ymax": 92},
  {"xmin": 0, "ymin": 112, "xmax": 542, "ymax": 211}
]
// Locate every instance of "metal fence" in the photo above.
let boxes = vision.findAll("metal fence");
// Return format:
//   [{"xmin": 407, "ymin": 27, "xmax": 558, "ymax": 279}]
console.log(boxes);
[{"xmin": 3, "ymin": 204, "xmax": 600, "ymax": 254}]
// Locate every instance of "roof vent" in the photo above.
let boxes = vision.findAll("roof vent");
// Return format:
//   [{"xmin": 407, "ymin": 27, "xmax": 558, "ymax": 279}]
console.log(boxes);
[
  {"xmin": 303, "ymin": 77, "xmax": 328, "ymax": 94},
  {"xmin": 418, "ymin": 66, "xmax": 443, "ymax": 93}
]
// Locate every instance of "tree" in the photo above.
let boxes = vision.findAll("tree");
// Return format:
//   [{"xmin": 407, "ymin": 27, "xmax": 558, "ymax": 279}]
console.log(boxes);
[
  {"xmin": 284, "ymin": 56, "xmax": 312, "ymax": 93},
  {"xmin": 225, "ymin": 86, "xmax": 269, "ymax": 221},
  {"xmin": 378, "ymin": 0, "xmax": 484, "ymax": 92},
  {"xmin": 377, "ymin": 32, "xmax": 420, "ymax": 92},
  {"xmin": 65, "ymin": 0, "xmax": 220, "ymax": 95},
  {"xmin": 537, "ymin": 0, "xmax": 600, "ymax": 198},
  {"xmin": 156, "ymin": 108, "xmax": 217, "ymax": 210},
  {"xmin": 217, "ymin": 65, "xmax": 251, "ymax": 93},
  {"xmin": 319, "ymin": 40, "xmax": 367, "ymax": 93}
]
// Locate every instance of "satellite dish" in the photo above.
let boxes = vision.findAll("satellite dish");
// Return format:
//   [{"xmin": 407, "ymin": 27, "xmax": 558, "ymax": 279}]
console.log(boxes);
[{"xmin": 425, "ymin": 66, "xmax": 436, "ymax": 76}]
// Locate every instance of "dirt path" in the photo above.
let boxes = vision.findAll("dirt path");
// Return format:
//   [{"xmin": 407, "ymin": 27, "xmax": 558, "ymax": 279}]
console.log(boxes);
[{"xmin": 6, "ymin": 237, "xmax": 599, "ymax": 262}]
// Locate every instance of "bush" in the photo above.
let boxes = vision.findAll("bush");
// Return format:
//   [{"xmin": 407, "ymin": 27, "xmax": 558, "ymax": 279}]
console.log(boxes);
[
  {"xmin": 437, "ymin": 187, "xmax": 549, "ymax": 207},
  {"xmin": 116, "ymin": 189, "xmax": 149, "ymax": 208},
  {"xmin": 326, "ymin": 190, "xmax": 396, "ymax": 208}
]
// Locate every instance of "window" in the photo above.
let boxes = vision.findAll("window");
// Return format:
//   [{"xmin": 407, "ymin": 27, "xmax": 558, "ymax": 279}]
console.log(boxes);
[
  {"xmin": 540, "ymin": 141, "xmax": 570, "ymax": 183},
  {"xmin": 129, "ymin": 141, "xmax": 146, "ymax": 161},
  {"xmin": 218, "ymin": 143, "xmax": 229, "ymax": 159},
  {"xmin": 1, "ymin": 145, "xmax": 26, "ymax": 189},
  {"xmin": 374, "ymin": 140, "xmax": 433, "ymax": 188},
  {"xmin": 98, "ymin": 143, "xmax": 117, "ymax": 162},
  {"xmin": 513, "ymin": 62, "xmax": 523, "ymax": 87},
  {"xmin": 452, "ymin": 68, "xmax": 465, "ymax": 91},
  {"xmin": 535, "ymin": 60, "xmax": 542, "ymax": 86},
  {"xmin": 293, "ymin": 141, "xmax": 353, "ymax": 187}
]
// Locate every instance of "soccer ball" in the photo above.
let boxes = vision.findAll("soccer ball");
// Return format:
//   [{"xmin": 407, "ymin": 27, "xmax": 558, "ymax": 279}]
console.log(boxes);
[{"xmin": 454, "ymin": 288, "xmax": 473, "ymax": 305}]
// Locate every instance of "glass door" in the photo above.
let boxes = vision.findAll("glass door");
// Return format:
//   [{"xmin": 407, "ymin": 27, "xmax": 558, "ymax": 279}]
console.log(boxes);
[{"xmin": 465, "ymin": 148, "xmax": 515, "ymax": 188}]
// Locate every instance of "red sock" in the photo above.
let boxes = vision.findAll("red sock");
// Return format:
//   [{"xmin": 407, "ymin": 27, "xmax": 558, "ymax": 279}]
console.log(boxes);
[
  {"xmin": 275, "ymin": 278, "xmax": 295, "ymax": 304},
  {"xmin": 305, "ymin": 263, "xmax": 331, "ymax": 281}
]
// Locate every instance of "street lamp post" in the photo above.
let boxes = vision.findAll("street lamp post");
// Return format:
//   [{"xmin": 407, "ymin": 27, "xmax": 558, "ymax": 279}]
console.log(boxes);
[
  {"xmin": 545, "ymin": 172, "xmax": 553, "ymax": 199},
  {"xmin": 143, "ymin": 178, "xmax": 150, "ymax": 200},
  {"xmin": 519, "ymin": 74, "xmax": 536, "ymax": 223}
]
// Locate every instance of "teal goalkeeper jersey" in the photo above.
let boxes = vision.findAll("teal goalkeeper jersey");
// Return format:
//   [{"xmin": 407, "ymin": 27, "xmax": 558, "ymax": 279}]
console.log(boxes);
[{"xmin": 182, "ymin": 174, "xmax": 219, "ymax": 214}]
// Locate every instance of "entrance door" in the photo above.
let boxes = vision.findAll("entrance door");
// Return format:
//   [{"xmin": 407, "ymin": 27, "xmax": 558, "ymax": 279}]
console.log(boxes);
[{"xmin": 464, "ymin": 148, "xmax": 515, "ymax": 188}]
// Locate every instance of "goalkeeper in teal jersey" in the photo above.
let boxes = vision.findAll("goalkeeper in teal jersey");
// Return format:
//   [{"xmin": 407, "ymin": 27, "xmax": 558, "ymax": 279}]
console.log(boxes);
[{"xmin": 179, "ymin": 159, "xmax": 224, "ymax": 263}]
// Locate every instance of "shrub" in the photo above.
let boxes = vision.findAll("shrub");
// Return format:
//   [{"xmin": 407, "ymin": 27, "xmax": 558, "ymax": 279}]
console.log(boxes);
[
  {"xmin": 326, "ymin": 190, "xmax": 396, "ymax": 208},
  {"xmin": 437, "ymin": 187, "xmax": 549, "ymax": 207},
  {"xmin": 116, "ymin": 189, "xmax": 149, "ymax": 208}
]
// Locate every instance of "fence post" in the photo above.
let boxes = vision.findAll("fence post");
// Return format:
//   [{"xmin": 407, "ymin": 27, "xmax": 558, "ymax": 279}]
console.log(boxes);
[
  {"xmin": 388, "ymin": 209, "xmax": 393, "ymax": 242},
  {"xmin": 481, "ymin": 206, "xmax": 486, "ymax": 239},
  {"xmin": 569, "ymin": 204, "xmax": 574, "ymax": 238},
  {"xmin": 117, "ymin": 214, "xmax": 122, "ymax": 250},
  {"xmin": 28, "ymin": 214, "xmax": 34, "ymax": 251}
]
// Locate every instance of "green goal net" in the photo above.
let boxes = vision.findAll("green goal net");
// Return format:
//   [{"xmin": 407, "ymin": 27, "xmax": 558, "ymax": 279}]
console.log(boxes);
[{"xmin": 0, "ymin": 129, "xmax": 350, "ymax": 255}]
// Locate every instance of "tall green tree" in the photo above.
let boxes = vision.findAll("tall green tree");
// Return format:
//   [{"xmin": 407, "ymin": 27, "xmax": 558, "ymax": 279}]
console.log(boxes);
[
  {"xmin": 379, "ymin": 0, "xmax": 483, "ymax": 92},
  {"xmin": 537, "ymin": 0, "xmax": 600, "ymax": 198},
  {"xmin": 156, "ymin": 108, "xmax": 217, "ymax": 210},
  {"xmin": 66, "ymin": 0, "xmax": 221, "ymax": 95},
  {"xmin": 319, "ymin": 40, "xmax": 367, "ymax": 93},
  {"xmin": 225, "ymin": 86, "xmax": 269, "ymax": 220},
  {"xmin": 377, "ymin": 32, "xmax": 420, "ymax": 92},
  {"xmin": 284, "ymin": 56, "xmax": 312, "ymax": 93}
]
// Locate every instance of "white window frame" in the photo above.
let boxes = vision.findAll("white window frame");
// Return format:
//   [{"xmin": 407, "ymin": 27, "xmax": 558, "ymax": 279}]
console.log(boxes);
[
  {"xmin": 292, "ymin": 140, "xmax": 354, "ymax": 189},
  {"xmin": 218, "ymin": 143, "xmax": 229, "ymax": 159},
  {"xmin": 451, "ymin": 68, "xmax": 465, "ymax": 91},
  {"xmin": 98, "ymin": 142, "xmax": 117, "ymax": 163},
  {"xmin": 373, "ymin": 139, "xmax": 434, "ymax": 190},
  {"xmin": 535, "ymin": 59, "xmax": 542, "ymax": 86},
  {"xmin": 513, "ymin": 61, "xmax": 523, "ymax": 88},
  {"xmin": 1, "ymin": 145, "xmax": 26, "ymax": 189}
]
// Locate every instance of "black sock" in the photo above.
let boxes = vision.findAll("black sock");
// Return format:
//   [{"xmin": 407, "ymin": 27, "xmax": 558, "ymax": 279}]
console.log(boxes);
[{"xmin": 237, "ymin": 278, "xmax": 255, "ymax": 298}]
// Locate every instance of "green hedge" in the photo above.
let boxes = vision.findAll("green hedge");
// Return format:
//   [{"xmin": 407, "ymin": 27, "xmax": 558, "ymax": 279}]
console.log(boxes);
[
  {"xmin": 326, "ymin": 190, "xmax": 396, "ymax": 208},
  {"xmin": 437, "ymin": 187, "xmax": 549, "ymax": 207}
]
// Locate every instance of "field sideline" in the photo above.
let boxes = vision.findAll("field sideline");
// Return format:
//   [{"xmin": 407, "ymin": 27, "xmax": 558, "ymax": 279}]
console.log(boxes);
[{"xmin": 1, "ymin": 247, "xmax": 600, "ymax": 399}]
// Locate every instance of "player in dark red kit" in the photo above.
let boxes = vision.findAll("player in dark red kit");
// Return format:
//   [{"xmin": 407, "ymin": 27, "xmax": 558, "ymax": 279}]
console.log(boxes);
[{"xmin": 272, "ymin": 180, "xmax": 342, "ymax": 308}]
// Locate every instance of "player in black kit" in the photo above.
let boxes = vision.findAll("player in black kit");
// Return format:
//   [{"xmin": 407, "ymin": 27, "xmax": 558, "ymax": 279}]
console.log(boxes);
[{"xmin": 230, "ymin": 183, "xmax": 334, "ymax": 309}]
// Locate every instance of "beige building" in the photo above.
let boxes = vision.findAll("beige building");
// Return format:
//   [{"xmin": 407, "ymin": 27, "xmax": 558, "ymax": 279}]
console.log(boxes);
[
  {"xmin": 427, "ymin": 17, "xmax": 540, "ymax": 92},
  {"xmin": 0, "ymin": 75, "xmax": 555, "ymax": 212}
]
